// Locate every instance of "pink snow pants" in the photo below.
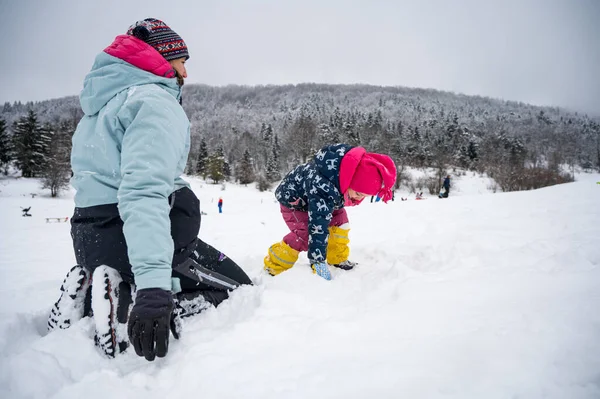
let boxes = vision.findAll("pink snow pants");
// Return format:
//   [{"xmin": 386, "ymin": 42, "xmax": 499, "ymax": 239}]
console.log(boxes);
[{"xmin": 280, "ymin": 204, "xmax": 349, "ymax": 252}]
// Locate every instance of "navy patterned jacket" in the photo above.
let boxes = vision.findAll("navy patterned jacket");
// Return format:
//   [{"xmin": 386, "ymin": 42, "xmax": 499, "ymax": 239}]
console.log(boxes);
[{"xmin": 275, "ymin": 144, "xmax": 354, "ymax": 263}]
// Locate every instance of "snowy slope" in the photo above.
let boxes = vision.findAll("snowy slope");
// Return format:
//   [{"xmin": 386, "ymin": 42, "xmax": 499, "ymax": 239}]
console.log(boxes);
[{"xmin": 0, "ymin": 173, "xmax": 599, "ymax": 399}]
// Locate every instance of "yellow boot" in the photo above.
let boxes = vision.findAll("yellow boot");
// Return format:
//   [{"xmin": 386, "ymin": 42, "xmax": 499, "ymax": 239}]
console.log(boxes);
[
  {"xmin": 264, "ymin": 241, "xmax": 299, "ymax": 276},
  {"xmin": 327, "ymin": 226, "xmax": 350, "ymax": 265}
]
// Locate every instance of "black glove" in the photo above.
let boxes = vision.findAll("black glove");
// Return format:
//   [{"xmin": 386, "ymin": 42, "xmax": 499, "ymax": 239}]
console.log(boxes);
[{"xmin": 127, "ymin": 288, "xmax": 175, "ymax": 361}]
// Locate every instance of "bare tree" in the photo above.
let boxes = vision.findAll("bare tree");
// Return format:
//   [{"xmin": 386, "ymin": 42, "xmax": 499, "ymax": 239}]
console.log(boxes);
[{"xmin": 41, "ymin": 120, "xmax": 71, "ymax": 197}]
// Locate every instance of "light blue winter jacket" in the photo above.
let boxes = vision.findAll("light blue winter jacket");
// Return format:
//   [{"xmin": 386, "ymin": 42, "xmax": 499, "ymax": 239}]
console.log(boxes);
[{"xmin": 71, "ymin": 51, "xmax": 190, "ymax": 291}]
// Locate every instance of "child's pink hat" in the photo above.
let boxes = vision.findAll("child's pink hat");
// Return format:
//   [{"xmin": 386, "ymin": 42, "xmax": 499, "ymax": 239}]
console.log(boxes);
[{"xmin": 339, "ymin": 147, "xmax": 397, "ymax": 202}]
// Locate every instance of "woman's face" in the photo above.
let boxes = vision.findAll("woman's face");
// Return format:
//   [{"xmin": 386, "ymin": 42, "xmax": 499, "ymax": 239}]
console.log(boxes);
[{"xmin": 169, "ymin": 57, "xmax": 188, "ymax": 85}]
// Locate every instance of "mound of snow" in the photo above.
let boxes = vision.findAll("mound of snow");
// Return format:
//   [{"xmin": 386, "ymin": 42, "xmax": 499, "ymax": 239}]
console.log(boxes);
[{"xmin": 1, "ymin": 173, "xmax": 599, "ymax": 399}]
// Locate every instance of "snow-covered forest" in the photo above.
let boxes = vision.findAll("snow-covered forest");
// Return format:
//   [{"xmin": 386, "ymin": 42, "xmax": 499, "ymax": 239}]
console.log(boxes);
[{"xmin": 1, "ymin": 83, "xmax": 599, "ymax": 196}]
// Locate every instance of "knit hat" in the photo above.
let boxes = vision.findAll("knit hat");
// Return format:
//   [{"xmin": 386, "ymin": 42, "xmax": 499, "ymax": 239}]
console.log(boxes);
[
  {"xmin": 339, "ymin": 147, "xmax": 397, "ymax": 203},
  {"xmin": 350, "ymin": 153, "xmax": 396, "ymax": 198},
  {"xmin": 127, "ymin": 18, "xmax": 189, "ymax": 61}
]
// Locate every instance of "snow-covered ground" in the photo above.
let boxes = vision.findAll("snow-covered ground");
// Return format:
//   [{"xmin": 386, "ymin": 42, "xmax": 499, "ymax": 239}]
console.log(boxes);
[{"xmin": 1, "ymin": 172, "xmax": 599, "ymax": 399}]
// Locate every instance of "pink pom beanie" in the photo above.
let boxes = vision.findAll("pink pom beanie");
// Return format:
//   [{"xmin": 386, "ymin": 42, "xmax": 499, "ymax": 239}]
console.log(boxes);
[{"xmin": 339, "ymin": 147, "xmax": 397, "ymax": 203}]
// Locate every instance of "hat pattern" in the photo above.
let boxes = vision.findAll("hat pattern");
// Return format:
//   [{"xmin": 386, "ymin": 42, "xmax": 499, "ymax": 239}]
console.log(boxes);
[{"xmin": 127, "ymin": 18, "xmax": 189, "ymax": 61}]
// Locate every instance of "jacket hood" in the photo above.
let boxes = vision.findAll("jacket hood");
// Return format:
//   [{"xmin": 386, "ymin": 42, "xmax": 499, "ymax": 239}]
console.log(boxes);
[
  {"xmin": 79, "ymin": 36, "xmax": 181, "ymax": 116},
  {"xmin": 313, "ymin": 144, "xmax": 354, "ymax": 191}
]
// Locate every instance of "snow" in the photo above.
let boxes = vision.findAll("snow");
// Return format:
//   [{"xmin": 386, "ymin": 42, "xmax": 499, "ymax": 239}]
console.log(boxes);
[{"xmin": 1, "ymin": 172, "xmax": 600, "ymax": 399}]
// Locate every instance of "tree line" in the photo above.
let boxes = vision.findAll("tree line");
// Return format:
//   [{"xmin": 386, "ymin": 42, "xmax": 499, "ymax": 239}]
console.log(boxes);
[
  {"xmin": 1, "ymin": 83, "xmax": 599, "ymax": 197},
  {"xmin": 0, "ymin": 110, "xmax": 73, "ymax": 196}
]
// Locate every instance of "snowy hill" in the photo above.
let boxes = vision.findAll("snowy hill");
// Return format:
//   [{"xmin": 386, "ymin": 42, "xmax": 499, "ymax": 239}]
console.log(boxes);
[{"xmin": 1, "ymin": 173, "xmax": 599, "ymax": 399}]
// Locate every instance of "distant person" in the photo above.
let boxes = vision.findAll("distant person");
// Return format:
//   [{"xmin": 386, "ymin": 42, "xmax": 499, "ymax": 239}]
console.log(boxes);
[
  {"xmin": 21, "ymin": 206, "xmax": 32, "ymax": 217},
  {"xmin": 47, "ymin": 18, "xmax": 251, "ymax": 362},
  {"xmin": 263, "ymin": 144, "xmax": 396, "ymax": 280},
  {"xmin": 442, "ymin": 175, "xmax": 451, "ymax": 198},
  {"xmin": 218, "ymin": 197, "xmax": 223, "ymax": 213}
]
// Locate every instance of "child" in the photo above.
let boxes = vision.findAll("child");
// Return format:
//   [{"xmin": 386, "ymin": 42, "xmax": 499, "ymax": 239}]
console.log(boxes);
[
  {"xmin": 218, "ymin": 197, "xmax": 223, "ymax": 213},
  {"xmin": 264, "ymin": 144, "xmax": 396, "ymax": 280}
]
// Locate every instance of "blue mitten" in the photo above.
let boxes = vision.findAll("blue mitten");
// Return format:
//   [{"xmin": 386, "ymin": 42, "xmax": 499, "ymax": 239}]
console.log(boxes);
[{"xmin": 311, "ymin": 262, "xmax": 332, "ymax": 280}]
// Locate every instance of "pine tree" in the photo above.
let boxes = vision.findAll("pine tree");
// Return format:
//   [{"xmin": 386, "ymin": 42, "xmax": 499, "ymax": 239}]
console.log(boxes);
[
  {"xmin": 466, "ymin": 140, "xmax": 479, "ymax": 167},
  {"xmin": 593, "ymin": 121, "xmax": 600, "ymax": 172},
  {"xmin": 331, "ymin": 107, "xmax": 343, "ymax": 130},
  {"xmin": 12, "ymin": 110, "xmax": 52, "ymax": 177},
  {"xmin": 343, "ymin": 118, "xmax": 360, "ymax": 146},
  {"xmin": 261, "ymin": 123, "xmax": 273, "ymax": 143},
  {"xmin": 317, "ymin": 123, "xmax": 338, "ymax": 145},
  {"xmin": 266, "ymin": 137, "xmax": 281, "ymax": 182},
  {"xmin": 0, "ymin": 118, "xmax": 13, "ymax": 175},
  {"xmin": 207, "ymin": 146, "xmax": 229, "ymax": 184},
  {"xmin": 237, "ymin": 148, "xmax": 255, "ymax": 185},
  {"xmin": 260, "ymin": 123, "xmax": 267, "ymax": 141},
  {"xmin": 195, "ymin": 138, "xmax": 209, "ymax": 178},
  {"xmin": 273, "ymin": 134, "xmax": 281, "ymax": 155},
  {"xmin": 215, "ymin": 146, "xmax": 231, "ymax": 180},
  {"xmin": 289, "ymin": 108, "xmax": 317, "ymax": 162},
  {"xmin": 224, "ymin": 158, "xmax": 232, "ymax": 180},
  {"xmin": 207, "ymin": 152, "xmax": 225, "ymax": 183}
]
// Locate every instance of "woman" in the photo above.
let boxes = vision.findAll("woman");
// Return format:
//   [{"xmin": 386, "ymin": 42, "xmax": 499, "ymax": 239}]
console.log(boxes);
[{"xmin": 47, "ymin": 18, "xmax": 251, "ymax": 361}]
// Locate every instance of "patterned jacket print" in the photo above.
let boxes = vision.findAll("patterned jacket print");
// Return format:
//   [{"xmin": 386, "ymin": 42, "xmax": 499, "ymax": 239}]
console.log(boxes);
[{"xmin": 275, "ymin": 144, "xmax": 354, "ymax": 263}]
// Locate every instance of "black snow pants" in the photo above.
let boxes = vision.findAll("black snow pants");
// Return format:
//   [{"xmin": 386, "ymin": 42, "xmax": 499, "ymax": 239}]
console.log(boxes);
[{"xmin": 70, "ymin": 186, "xmax": 251, "ymax": 306}]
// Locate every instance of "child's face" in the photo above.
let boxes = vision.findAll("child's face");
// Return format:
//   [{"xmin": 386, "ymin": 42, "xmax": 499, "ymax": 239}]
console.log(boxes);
[{"xmin": 347, "ymin": 188, "xmax": 367, "ymax": 202}]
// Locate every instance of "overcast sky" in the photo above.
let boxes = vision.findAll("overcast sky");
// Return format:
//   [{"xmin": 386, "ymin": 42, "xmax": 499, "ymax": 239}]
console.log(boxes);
[{"xmin": 0, "ymin": 0, "xmax": 598, "ymax": 115}]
